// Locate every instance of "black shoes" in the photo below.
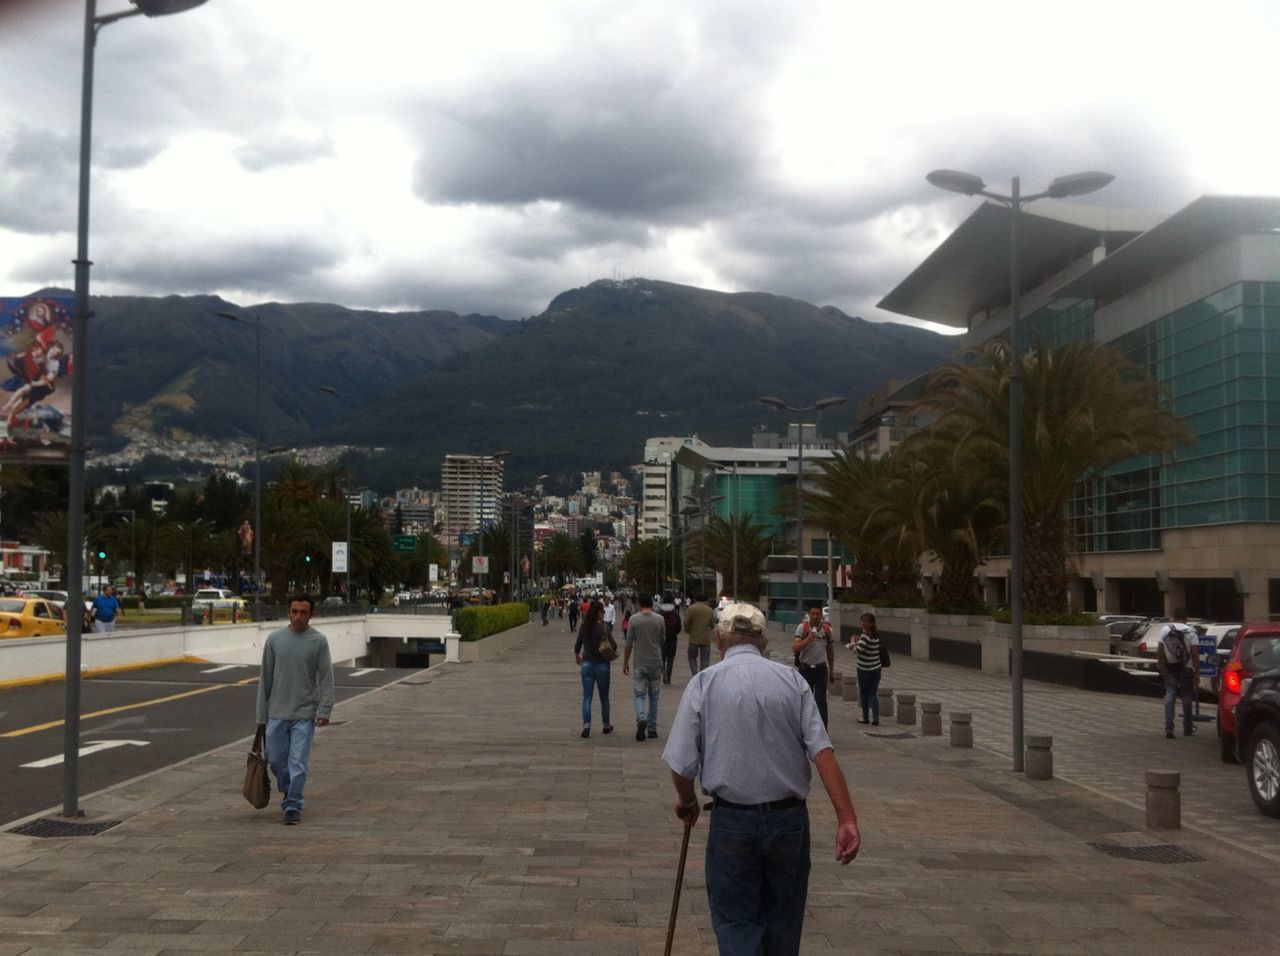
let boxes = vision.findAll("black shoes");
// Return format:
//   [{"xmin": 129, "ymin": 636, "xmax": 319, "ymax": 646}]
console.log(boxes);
[
  {"xmin": 581, "ymin": 726, "xmax": 590, "ymax": 738},
  {"xmin": 662, "ymin": 673, "xmax": 671, "ymax": 684},
  {"xmin": 602, "ymin": 724, "xmax": 614, "ymax": 735},
  {"xmin": 284, "ymin": 809, "xmax": 301, "ymax": 825},
  {"xmin": 1166, "ymin": 730, "xmax": 1175, "ymax": 739},
  {"xmin": 856, "ymin": 719, "xmax": 870, "ymax": 725},
  {"xmin": 647, "ymin": 729, "xmax": 658, "ymax": 739},
  {"xmin": 872, "ymin": 720, "xmax": 880, "ymax": 726},
  {"xmin": 636, "ymin": 721, "xmax": 647, "ymax": 741},
  {"xmin": 1184, "ymin": 727, "xmax": 1196, "ymax": 736}
]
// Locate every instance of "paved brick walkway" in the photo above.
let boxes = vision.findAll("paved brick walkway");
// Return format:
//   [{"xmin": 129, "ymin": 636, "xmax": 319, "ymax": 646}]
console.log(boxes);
[{"xmin": 1, "ymin": 621, "xmax": 1278, "ymax": 954}]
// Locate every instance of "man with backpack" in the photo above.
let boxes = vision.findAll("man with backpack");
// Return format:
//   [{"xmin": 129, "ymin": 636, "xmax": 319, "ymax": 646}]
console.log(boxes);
[
  {"xmin": 1157, "ymin": 608, "xmax": 1200, "ymax": 739},
  {"xmin": 794, "ymin": 605, "xmax": 835, "ymax": 728},
  {"xmin": 658, "ymin": 592, "xmax": 681, "ymax": 684}
]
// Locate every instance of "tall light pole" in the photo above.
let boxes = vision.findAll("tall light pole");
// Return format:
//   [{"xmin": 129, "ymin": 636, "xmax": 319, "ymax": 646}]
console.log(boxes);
[
  {"xmin": 62, "ymin": 0, "xmax": 208, "ymax": 819},
  {"xmin": 759, "ymin": 395, "xmax": 846, "ymax": 622},
  {"xmin": 318, "ymin": 386, "xmax": 353, "ymax": 603},
  {"xmin": 926, "ymin": 167, "xmax": 1114, "ymax": 771},
  {"xmin": 216, "ymin": 311, "xmax": 263, "ymax": 619}
]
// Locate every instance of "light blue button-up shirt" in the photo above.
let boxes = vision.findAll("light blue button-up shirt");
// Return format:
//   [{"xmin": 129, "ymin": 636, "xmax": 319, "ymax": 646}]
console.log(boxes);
[{"xmin": 662, "ymin": 644, "xmax": 832, "ymax": 805}]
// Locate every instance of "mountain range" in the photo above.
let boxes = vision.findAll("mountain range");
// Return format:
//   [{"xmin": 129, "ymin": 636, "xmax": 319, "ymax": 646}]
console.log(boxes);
[{"xmin": 69, "ymin": 278, "xmax": 957, "ymax": 489}]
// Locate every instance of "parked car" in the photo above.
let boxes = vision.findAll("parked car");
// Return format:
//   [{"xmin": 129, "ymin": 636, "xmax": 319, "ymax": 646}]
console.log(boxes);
[
  {"xmin": 191, "ymin": 588, "xmax": 246, "ymax": 612},
  {"xmin": 1232, "ymin": 657, "xmax": 1280, "ymax": 816},
  {"xmin": 1218, "ymin": 623, "xmax": 1280, "ymax": 762},
  {"xmin": 1112, "ymin": 616, "xmax": 1170, "ymax": 655},
  {"xmin": 0, "ymin": 596, "xmax": 67, "ymax": 637}
]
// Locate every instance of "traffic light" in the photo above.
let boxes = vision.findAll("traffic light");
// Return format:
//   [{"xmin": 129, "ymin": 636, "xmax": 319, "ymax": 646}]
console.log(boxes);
[
  {"xmin": 96, "ymin": 547, "xmax": 107, "ymax": 561},
  {"xmin": 304, "ymin": 553, "xmax": 312, "ymax": 563}
]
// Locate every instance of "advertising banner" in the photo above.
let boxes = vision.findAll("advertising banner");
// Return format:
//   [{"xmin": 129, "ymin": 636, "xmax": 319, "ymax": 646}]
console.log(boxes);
[
  {"xmin": 332, "ymin": 541, "xmax": 349, "ymax": 573},
  {"xmin": 0, "ymin": 295, "xmax": 74, "ymax": 463}
]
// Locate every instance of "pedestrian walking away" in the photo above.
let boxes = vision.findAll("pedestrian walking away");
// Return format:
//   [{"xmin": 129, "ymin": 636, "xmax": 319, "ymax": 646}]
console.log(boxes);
[
  {"xmin": 663, "ymin": 601, "xmax": 861, "ymax": 954},
  {"xmin": 255, "ymin": 593, "xmax": 334, "ymax": 825},
  {"xmin": 853, "ymin": 612, "xmax": 883, "ymax": 725},
  {"xmin": 567, "ymin": 597, "xmax": 580, "ymax": 633},
  {"xmin": 684, "ymin": 592, "xmax": 714, "ymax": 675},
  {"xmin": 1158, "ymin": 607, "xmax": 1200, "ymax": 739},
  {"xmin": 793, "ymin": 605, "xmax": 835, "ymax": 728},
  {"xmin": 574, "ymin": 598, "xmax": 615, "ymax": 737},
  {"xmin": 624, "ymin": 592, "xmax": 666, "ymax": 741},
  {"xmin": 603, "ymin": 596, "xmax": 617, "ymax": 636},
  {"xmin": 658, "ymin": 592, "xmax": 681, "ymax": 684}
]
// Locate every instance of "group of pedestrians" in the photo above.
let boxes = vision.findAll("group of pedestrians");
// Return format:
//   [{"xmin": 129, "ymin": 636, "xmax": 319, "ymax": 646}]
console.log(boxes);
[{"xmin": 573, "ymin": 595, "xmax": 866, "ymax": 952}]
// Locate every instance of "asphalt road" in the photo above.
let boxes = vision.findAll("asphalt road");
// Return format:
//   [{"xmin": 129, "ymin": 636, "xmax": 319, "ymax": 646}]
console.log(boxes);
[{"xmin": 0, "ymin": 661, "xmax": 422, "ymax": 826}]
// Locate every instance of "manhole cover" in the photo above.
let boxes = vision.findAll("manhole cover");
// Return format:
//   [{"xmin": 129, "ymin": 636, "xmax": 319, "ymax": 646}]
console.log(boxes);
[
  {"xmin": 1088, "ymin": 842, "xmax": 1204, "ymax": 864},
  {"xmin": 867, "ymin": 732, "xmax": 916, "ymax": 739},
  {"xmin": 8, "ymin": 817, "xmax": 122, "ymax": 838}
]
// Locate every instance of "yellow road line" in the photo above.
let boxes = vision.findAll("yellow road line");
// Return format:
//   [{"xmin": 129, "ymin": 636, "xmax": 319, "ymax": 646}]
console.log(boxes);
[
  {"xmin": 0, "ymin": 655, "xmax": 212, "ymax": 691},
  {"xmin": 0, "ymin": 675, "xmax": 259, "ymax": 738}
]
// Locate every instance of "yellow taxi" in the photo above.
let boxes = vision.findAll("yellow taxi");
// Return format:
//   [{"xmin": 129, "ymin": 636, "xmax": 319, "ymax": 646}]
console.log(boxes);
[{"xmin": 0, "ymin": 596, "xmax": 67, "ymax": 638}]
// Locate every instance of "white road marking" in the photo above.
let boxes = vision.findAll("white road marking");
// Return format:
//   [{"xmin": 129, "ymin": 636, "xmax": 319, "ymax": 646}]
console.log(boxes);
[
  {"xmin": 201, "ymin": 665, "xmax": 245, "ymax": 674},
  {"xmin": 22, "ymin": 739, "xmax": 149, "ymax": 769},
  {"xmin": 347, "ymin": 668, "xmax": 381, "ymax": 678}
]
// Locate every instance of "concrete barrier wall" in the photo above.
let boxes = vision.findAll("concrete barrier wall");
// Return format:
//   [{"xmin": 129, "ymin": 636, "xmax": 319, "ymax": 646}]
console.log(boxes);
[{"xmin": 0, "ymin": 613, "xmax": 454, "ymax": 684}]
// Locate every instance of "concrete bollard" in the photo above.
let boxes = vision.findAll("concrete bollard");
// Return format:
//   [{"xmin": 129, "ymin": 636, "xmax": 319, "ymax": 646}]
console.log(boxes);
[
  {"xmin": 1145, "ymin": 770, "xmax": 1181, "ymax": 830},
  {"xmin": 921, "ymin": 702, "xmax": 942, "ymax": 736},
  {"xmin": 897, "ymin": 693, "xmax": 917, "ymax": 726},
  {"xmin": 950, "ymin": 712, "xmax": 973, "ymax": 748},
  {"xmin": 841, "ymin": 674, "xmax": 859, "ymax": 703},
  {"xmin": 829, "ymin": 669, "xmax": 843, "ymax": 691},
  {"xmin": 1025, "ymin": 735, "xmax": 1054, "ymax": 780},
  {"xmin": 877, "ymin": 687, "xmax": 895, "ymax": 719}
]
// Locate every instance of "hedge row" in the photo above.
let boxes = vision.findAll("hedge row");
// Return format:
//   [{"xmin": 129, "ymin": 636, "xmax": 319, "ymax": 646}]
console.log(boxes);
[{"xmin": 453, "ymin": 602, "xmax": 530, "ymax": 642}]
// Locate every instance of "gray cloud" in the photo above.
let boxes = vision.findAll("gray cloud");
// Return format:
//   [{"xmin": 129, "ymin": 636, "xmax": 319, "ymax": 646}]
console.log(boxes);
[{"xmin": 0, "ymin": 124, "xmax": 77, "ymax": 233}]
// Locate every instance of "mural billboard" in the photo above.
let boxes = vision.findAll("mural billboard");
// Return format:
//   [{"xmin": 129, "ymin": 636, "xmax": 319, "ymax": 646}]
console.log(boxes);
[{"xmin": 0, "ymin": 295, "xmax": 74, "ymax": 463}]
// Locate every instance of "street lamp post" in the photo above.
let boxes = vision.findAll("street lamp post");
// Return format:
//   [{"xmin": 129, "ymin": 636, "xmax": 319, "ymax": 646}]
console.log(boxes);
[
  {"xmin": 317, "ymin": 387, "xmax": 353, "ymax": 604},
  {"xmin": 217, "ymin": 311, "xmax": 263, "ymax": 620},
  {"xmin": 926, "ymin": 167, "xmax": 1114, "ymax": 772},
  {"xmin": 759, "ymin": 396, "xmax": 845, "ymax": 623},
  {"xmin": 63, "ymin": 0, "xmax": 208, "ymax": 820}
]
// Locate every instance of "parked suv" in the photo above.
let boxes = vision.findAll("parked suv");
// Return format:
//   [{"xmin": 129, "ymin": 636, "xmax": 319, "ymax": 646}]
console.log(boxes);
[
  {"xmin": 1233, "ymin": 658, "xmax": 1280, "ymax": 817},
  {"xmin": 1218, "ymin": 623, "xmax": 1280, "ymax": 762}
]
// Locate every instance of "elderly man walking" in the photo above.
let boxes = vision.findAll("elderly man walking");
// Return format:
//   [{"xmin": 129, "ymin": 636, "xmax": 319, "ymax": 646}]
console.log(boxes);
[{"xmin": 664, "ymin": 602, "xmax": 861, "ymax": 953}]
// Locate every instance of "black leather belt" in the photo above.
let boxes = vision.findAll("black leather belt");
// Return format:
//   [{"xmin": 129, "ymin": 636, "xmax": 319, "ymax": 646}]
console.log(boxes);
[{"xmin": 712, "ymin": 795, "xmax": 805, "ymax": 812}]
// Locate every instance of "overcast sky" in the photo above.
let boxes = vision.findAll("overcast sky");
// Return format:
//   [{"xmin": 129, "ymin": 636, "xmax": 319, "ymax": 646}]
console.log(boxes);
[{"xmin": 2, "ymin": 0, "xmax": 1278, "ymax": 329}]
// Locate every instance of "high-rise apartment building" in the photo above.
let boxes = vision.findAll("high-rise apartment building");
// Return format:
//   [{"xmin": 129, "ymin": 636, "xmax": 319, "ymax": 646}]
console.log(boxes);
[{"xmin": 440, "ymin": 454, "xmax": 505, "ymax": 552}]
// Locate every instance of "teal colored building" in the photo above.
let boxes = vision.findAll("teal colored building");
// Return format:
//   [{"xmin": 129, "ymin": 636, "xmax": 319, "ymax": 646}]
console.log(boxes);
[{"xmin": 879, "ymin": 195, "xmax": 1280, "ymax": 621}]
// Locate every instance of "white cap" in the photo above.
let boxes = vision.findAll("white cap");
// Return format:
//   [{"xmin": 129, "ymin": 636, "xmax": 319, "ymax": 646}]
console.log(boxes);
[{"xmin": 716, "ymin": 601, "xmax": 766, "ymax": 636}]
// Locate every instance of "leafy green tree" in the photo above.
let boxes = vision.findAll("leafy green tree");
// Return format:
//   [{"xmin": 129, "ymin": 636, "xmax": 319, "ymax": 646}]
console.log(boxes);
[
  {"xmin": 578, "ymin": 528, "xmax": 598, "ymax": 573},
  {"xmin": 914, "ymin": 337, "xmax": 1194, "ymax": 614}
]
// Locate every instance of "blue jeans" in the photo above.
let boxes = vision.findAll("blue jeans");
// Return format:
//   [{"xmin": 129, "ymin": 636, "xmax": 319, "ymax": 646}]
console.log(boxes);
[
  {"xmin": 1163, "ymin": 669, "xmax": 1194, "ymax": 734},
  {"xmin": 688, "ymin": 644, "xmax": 711, "ymax": 674},
  {"xmin": 632, "ymin": 663, "xmax": 662, "ymax": 731},
  {"xmin": 265, "ymin": 718, "xmax": 316, "ymax": 813},
  {"xmin": 580, "ymin": 660, "xmax": 611, "ymax": 727},
  {"xmin": 857, "ymin": 669, "xmax": 881, "ymax": 721},
  {"xmin": 706, "ymin": 804, "xmax": 810, "ymax": 955}
]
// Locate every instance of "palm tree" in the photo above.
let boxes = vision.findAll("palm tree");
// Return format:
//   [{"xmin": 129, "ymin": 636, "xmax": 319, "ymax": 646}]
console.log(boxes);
[
  {"xmin": 703, "ymin": 512, "xmax": 777, "ymax": 601},
  {"xmin": 914, "ymin": 337, "xmax": 1194, "ymax": 614},
  {"xmin": 272, "ymin": 458, "xmax": 316, "ymax": 506},
  {"xmin": 31, "ymin": 510, "xmax": 69, "ymax": 586},
  {"xmin": 809, "ymin": 450, "xmax": 901, "ymax": 601},
  {"xmin": 540, "ymin": 532, "xmax": 583, "ymax": 586}
]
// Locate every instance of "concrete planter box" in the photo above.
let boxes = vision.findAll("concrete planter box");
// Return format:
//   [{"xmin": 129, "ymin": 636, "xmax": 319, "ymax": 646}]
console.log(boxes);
[{"xmin": 445, "ymin": 624, "xmax": 530, "ymax": 663}]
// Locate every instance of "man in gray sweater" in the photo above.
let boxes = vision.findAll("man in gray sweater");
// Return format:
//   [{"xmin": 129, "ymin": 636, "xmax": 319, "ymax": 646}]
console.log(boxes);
[
  {"xmin": 623, "ymin": 592, "xmax": 668, "ymax": 742},
  {"xmin": 256, "ymin": 594, "xmax": 334, "ymax": 825}
]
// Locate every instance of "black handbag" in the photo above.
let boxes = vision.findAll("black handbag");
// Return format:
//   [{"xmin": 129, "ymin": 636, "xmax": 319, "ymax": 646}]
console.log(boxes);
[
  {"xmin": 242, "ymin": 725, "xmax": 271, "ymax": 809},
  {"xmin": 879, "ymin": 645, "xmax": 891, "ymax": 668}
]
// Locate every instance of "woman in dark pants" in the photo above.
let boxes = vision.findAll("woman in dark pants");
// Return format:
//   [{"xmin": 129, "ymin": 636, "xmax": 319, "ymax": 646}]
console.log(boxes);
[
  {"xmin": 854, "ymin": 612, "xmax": 883, "ymax": 725},
  {"xmin": 573, "ymin": 599, "xmax": 615, "ymax": 738}
]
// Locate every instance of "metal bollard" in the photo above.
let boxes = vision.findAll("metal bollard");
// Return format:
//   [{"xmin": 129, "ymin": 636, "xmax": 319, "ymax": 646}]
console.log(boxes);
[
  {"xmin": 921, "ymin": 702, "xmax": 942, "ymax": 736},
  {"xmin": 841, "ymin": 674, "xmax": 859, "ymax": 703},
  {"xmin": 1145, "ymin": 770, "xmax": 1181, "ymax": 830},
  {"xmin": 877, "ymin": 687, "xmax": 895, "ymax": 719},
  {"xmin": 1025, "ymin": 735, "xmax": 1054, "ymax": 780},
  {"xmin": 950, "ymin": 712, "xmax": 973, "ymax": 748},
  {"xmin": 897, "ymin": 693, "xmax": 917, "ymax": 726}
]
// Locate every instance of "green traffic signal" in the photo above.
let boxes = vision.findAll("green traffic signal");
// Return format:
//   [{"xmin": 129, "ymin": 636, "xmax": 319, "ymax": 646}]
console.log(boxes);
[{"xmin": 96, "ymin": 548, "xmax": 107, "ymax": 560}]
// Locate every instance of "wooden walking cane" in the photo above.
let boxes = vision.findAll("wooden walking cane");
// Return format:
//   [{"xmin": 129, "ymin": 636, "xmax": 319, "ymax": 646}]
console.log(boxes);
[{"xmin": 664, "ymin": 821, "xmax": 692, "ymax": 956}]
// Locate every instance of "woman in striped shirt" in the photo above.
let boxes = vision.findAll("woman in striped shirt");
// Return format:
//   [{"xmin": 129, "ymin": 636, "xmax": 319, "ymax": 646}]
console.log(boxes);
[{"xmin": 854, "ymin": 612, "xmax": 883, "ymax": 725}]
